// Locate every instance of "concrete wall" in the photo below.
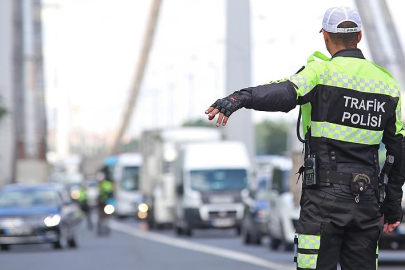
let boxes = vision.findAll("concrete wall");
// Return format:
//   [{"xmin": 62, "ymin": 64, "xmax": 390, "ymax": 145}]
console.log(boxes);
[{"xmin": 0, "ymin": 0, "xmax": 17, "ymax": 187}]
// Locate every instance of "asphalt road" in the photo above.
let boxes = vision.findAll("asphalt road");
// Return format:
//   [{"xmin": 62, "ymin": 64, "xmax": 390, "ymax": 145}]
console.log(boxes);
[{"xmin": 1, "ymin": 218, "xmax": 404, "ymax": 270}]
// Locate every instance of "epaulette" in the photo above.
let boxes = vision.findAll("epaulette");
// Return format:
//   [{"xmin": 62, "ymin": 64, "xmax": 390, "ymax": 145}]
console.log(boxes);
[{"xmin": 307, "ymin": 51, "xmax": 330, "ymax": 63}]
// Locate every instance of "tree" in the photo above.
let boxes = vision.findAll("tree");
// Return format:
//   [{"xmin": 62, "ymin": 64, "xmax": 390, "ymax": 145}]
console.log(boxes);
[
  {"xmin": 181, "ymin": 118, "xmax": 289, "ymax": 155},
  {"xmin": 182, "ymin": 118, "xmax": 215, "ymax": 128},
  {"xmin": 119, "ymin": 138, "xmax": 140, "ymax": 153},
  {"xmin": 255, "ymin": 120, "xmax": 289, "ymax": 155},
  {"xmin": 0, "ymin": 96, "xmax": 7, "ymax": 120}
]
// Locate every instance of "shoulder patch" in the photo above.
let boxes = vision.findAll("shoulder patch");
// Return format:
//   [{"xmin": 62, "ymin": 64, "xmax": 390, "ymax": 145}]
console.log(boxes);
[{"xmin": 307, "ymin": 51, "xmax": 330, "ymax": 63}]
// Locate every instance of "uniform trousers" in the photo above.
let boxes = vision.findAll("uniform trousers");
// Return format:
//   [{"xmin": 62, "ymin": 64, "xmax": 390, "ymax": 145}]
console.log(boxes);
[{"xmin": 296, "ymin": 188, "xmax": 381, "ymax": 270}]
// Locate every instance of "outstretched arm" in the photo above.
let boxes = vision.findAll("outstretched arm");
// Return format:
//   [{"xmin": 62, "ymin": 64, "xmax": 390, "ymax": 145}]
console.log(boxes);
[
  {"xmin": 205, "ymin": 64, "xmax": 320, "ymax": 126},
  {"xmin": 205, "ymin": 80, "xmax": 298, "ymax": 126}
]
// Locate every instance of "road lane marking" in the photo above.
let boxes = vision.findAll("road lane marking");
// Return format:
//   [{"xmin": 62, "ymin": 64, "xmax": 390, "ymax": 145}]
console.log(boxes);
[{"xmin": 110, "ymin": 220, "xmax": 294, "ymax": 270}]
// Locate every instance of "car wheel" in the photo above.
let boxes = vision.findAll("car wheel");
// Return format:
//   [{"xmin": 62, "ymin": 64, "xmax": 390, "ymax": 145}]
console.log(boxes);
[
  {"xmin": 54, "ymin": 226, "xmax": 68, "ymax": 249},
  {"xmin": 241, "ymin": 214, "xmax": 251, "ymax": 244},
  {"xmin": 254, "ymin": 232, "xmax": 262, "ymax": 245},
  {"xmin": 174, "ymin": 223, "xmax": 183, "ymax": 236},
  {"xmin": 0, "ymin": 244, "xmax": 10, "ymax": 251},
  {"xmin": 68, "ymin": 234, "xmax": 78, "ymax": 248},
  {"xmin": 280, "ymin": 220, "xmax": 294, "ymax": 251},
  {"xmin": 184, "ymin": 224, "xmax": 193, "ymax": 237},
  {"xmin": 242, "ymin": 225, "xmax": 251, "ymax": 244},
  {"xmin": 269, "ymin": 234, "xmax": 281, "ymax": 250},
  {"xmin": 284, "ymin": 243, "xmax": 294, "ymax": 251},
  {"xmin": 147, "ymin": 210, "xmax": 156, "ymax": 230},
  {"xmin": 155, "ymin": 223, "xmax": 164, "ymax": 230},
  {"xmin": 235, "ymin": 225, "xmax": 242, "ymax": 236}
]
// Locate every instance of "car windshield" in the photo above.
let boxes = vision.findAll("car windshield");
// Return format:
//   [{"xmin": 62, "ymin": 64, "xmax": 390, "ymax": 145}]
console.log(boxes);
[
  {"xmin": 121, "ymin": 166, "xmax": 140, "ymax": 191},
  {"xmin": 190, "ymin": 169, "xmax": 248, "ymax": 192},
  {"xmin": 254, "ymin": 180, "xmax": 269, "ymax": 200},
  {"xmin": 272, "ymin": 168, "xmax": 291, "ymax": 193},
  {"xmin": 0, "ymin": 189, "xmax": 60, "ymax": 208}
]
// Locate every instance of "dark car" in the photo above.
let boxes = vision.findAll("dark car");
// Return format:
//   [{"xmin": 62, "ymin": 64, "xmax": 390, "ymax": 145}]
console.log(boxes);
[
  {"xmin": 241, "ymin": 178, "xmax": 270, "ymax": 245},
  {"xmin": 0, "ymin": 183, "xmax": 82, "ymax": 251},
  {"xmin": 379, "ymin": 185, "xmax": 405, "ymax": 250}
]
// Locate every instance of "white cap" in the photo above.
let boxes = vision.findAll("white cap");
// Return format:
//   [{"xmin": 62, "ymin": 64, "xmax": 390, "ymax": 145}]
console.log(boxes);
[{"xmin": 322, "ymin": 7, "xmax": 362, "ymax": 33}]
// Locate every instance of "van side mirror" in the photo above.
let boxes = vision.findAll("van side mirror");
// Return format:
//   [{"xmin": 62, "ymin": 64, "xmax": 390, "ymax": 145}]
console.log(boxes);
[
  {"xmin": 176, "ymin": 184, "xmax": 184, "ymax": 195},
  {"xmin": 241, "ymin": 189, "xmax": 249, "ymax": 198}
]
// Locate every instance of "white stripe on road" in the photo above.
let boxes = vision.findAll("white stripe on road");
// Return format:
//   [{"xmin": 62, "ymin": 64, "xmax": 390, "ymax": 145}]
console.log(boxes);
[{"xmin": 110, "ymin": 220, "xmax": 293, "ymax": 270}]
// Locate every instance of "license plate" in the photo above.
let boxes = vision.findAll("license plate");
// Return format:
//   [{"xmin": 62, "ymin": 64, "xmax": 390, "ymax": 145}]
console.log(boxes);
[
  {"xmin": 212, "ymin": 218, "xmax": 235, "ymax": 227},
  {"xmin": 3, "ymin": 227, "xmax": 32, "ymax": 236}
]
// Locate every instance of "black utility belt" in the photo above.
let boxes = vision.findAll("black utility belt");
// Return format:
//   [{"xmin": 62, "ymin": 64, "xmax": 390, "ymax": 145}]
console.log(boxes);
[{"xmin": 318, "ymin": 170, "xmax": 377, "ymax": 189}]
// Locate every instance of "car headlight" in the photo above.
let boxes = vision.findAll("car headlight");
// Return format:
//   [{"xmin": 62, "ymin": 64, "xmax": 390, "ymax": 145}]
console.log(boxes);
[
  {"xmin": 138, "ymin": 203, "xmax": 148, "ymax": 213},
  {"xmin": 44, "ymin": 214, "xmax": 61, "ymax": 227},
  {"xmin": 70, "ymin": 190, "xmax": 80, "ymax": 200},
  {"xmin": 0, "ymin": 218, "xmax": 23, "ymax": 227},
  {"xmin": 104, "ymin": 204, "xmax": 115, "ymax": 215},
  {"xmin": 256, "ymin": 209, "xmax": 266, "ymax": 219}
]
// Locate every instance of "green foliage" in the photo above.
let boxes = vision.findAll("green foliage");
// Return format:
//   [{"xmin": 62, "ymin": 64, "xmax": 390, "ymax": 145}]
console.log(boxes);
[
  {"xmin": 182, "ymin": 118, "xmax": 215, "ymax": 128},
  {"xmin": 255, "ymin": 120, "xmax": 289, "ymax": 155},
  {"xmin": 119, "ymin": 138, "xmax": 139, "ymax": 153},
  {"xmin": 0, "ymin": 96, "xmax": 7, "ymax": 120}
]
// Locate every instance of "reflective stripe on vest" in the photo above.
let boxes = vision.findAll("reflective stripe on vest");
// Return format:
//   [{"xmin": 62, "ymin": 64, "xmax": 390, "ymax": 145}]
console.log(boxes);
[{"xmin": 311, "ymin": 121, "xmax": 383, "ymax": 145}]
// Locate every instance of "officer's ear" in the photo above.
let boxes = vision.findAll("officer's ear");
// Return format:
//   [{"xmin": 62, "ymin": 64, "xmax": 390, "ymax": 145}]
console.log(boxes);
[
  {"xmin": 357, "ymin": 31, "xmax": 362, "ymax": 44},
  {"xmin": 322, "ymin": 29, "xmax": 329, "ymax": 42}
]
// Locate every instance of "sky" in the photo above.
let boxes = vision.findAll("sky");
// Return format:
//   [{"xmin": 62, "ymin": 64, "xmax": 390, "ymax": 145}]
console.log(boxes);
[{"xmin": 41, "ymin": 0, "xmax": 405, "ymax": 144}]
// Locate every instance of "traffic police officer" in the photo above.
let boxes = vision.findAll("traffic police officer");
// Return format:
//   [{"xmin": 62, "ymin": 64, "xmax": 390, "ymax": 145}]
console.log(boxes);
[{"xmin": 205, "ymin": 6, "xmax": 405, "ymax": 270}]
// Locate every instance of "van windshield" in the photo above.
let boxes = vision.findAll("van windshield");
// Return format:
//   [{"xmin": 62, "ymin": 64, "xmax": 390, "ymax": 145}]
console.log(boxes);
[
  {"xmin": 190, "ymin": 169, "xmax": 248, "ymax": 192},
  {"xmin": 121, "ymin": 166, "xmax": 140, "ymax": 191}
]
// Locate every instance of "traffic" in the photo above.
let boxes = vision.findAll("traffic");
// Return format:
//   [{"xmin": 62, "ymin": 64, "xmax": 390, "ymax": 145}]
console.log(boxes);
[{"xmin": 1, "ymin": 126, "xmax": 404, "ymax": 270}]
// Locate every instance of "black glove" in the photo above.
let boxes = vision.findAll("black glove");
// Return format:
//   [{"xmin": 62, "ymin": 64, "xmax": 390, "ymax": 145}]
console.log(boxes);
[
  {"xmin": 381, "ymin": 199, "xmax": 403, "ymax": 224},
  {"xmin": 210, "ymin": 93, "xmax": 243, "ymax": 117}
]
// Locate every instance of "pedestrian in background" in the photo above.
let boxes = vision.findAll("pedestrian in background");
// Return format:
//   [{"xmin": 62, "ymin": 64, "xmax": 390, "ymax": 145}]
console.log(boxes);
[{"xmin": 78, "ymin": 184, "xmax": 93, "ymax": 231}]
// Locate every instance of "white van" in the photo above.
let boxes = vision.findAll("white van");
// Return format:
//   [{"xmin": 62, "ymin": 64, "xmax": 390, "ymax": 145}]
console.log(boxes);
[
  {"xmin": 173, "ymin": 141, "xmax": 251, "ymax": 236},
  {"xmin": 140, "ymin": 127, "xmax": 222, "ymax": 228},
  {"xmin": 114, "ymin": 153, "xmax": 143, "ymax": 218}
]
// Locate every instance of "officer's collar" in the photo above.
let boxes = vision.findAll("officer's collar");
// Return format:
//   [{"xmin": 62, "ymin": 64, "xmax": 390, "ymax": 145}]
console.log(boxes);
[{"xmin": 332, "ymin": 48, "xmax": 365, "ymax": 59}]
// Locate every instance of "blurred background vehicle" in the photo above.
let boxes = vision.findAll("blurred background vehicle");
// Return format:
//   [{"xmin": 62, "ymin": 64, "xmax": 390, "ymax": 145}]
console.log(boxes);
[
  {"xmin": 113, "ymin": 152, "xmax": 143, "ymax": 219},
  {"xmin": 265, "ymin": 156, "xmax": 298, "ymax": 251},
  {"xmin": 241, "ymin": 177, "xmax": 270, "ymax": 245},
  {"xmin": 379, "ymin": 185, "xmax": 405, "ymax": 250},
  {"xmin": 140, "ymin": 127, "xmax": 222, "ymax": 229},
  {"xmin": 173, "ymin": 141, "xmax": 251, "ymax": 236},
  {"xmin": 0, "ymin": 183, "xmax": 82, "ymax": 251},
  {"xmin": 240, "ymin": 155, "xmax": 280, "ymax": 245}
]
